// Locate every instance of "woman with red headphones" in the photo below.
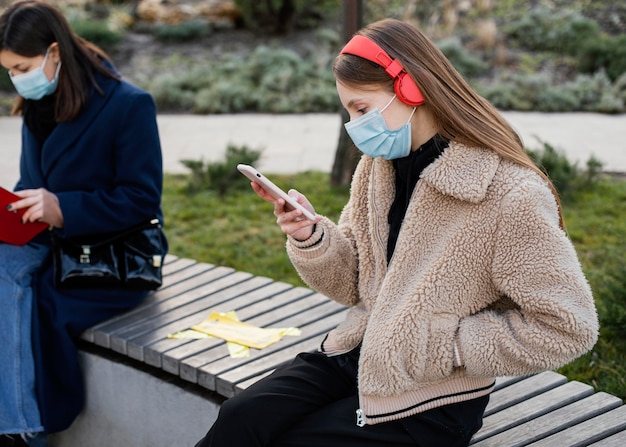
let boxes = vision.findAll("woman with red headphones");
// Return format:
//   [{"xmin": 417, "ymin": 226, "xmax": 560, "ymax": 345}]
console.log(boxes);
[{"xmin": 196, "ymin": 18, "xmax": 598, "ymax": 447}]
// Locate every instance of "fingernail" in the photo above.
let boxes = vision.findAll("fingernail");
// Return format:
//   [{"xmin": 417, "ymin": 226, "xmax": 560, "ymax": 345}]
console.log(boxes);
[{"xmin": 6, "ymin": 205, "xmax": 11, "ymax": 211}]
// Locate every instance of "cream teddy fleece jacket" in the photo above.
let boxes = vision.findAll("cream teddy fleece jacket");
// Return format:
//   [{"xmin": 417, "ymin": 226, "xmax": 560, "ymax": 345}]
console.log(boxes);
[{"xmin": 286, "ymin": 142, "xmax": 598, "ymax": 425}]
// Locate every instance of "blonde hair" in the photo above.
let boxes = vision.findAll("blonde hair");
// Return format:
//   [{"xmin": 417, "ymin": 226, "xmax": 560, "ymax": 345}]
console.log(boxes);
[{"xmin": 334, "ymin": 18, "xmax": 563, "ymax": 227}]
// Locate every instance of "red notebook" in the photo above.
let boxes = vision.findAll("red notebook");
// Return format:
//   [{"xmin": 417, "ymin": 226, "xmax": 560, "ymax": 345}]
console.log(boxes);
[{"xmin": 0, "ymin": 187, "xmax": 49, "ymax": 245}]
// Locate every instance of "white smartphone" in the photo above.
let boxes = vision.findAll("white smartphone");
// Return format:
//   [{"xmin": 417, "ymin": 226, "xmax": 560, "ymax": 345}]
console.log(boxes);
[{"xmin": 237, "ymin": 164, "xmax": 317, "ymax": 221}]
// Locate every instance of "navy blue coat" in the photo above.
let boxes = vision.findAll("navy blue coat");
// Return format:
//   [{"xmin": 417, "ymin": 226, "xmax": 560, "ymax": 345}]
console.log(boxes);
[{"xmin": 16, "ymin": 71, "xmax": 166, "ymax": 433}]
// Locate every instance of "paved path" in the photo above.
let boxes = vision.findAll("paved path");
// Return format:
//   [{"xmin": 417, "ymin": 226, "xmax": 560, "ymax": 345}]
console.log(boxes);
[{"xmin": 1, "ymin": 112, "xmax": 625, "ymax": 190}]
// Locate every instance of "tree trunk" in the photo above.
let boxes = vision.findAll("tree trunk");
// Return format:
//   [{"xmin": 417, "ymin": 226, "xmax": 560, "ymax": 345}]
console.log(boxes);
[
  {"xmin": 330, "ymin": 0, "xmax": 363, "ymax": 186},
  {"xmin": 330, "ymin": 109, "xmax": 361, "ymax": 186}
]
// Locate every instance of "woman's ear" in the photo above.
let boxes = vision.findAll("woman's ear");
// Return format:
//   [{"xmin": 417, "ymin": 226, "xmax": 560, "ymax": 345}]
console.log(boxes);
[{"xmin": 49, "ymin": 42, "xmax": 60, "ymax": 63}]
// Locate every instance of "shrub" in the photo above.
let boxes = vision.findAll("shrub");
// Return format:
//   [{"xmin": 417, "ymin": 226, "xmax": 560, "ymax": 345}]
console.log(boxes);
[
  {"xmin": 569, "ymin": 71, "xmax": 624, "ymax": 113},
  {"xmin": 526, "ymin": 140, "xmax": 603, "ymax": 201},
  {"xmin": 0, "ymin": 70, "xmax": 13, "ymax": 92},
  {"xmin": 70, "ymin": 19, "xmax": 124, "ymax": 49},
  {"xmin": 148, "ymin": 75, "xmax": 197, "ymax": 112},
  {"xmin": 579, "ymin": 34, "xmax": 626, "ymax": 83},
  {"xmin": 233, "ymin": 0, "xmax": 338, "ymax": 34},
  {"xmin": 534, "ymin": 87, "xmax": 579, "ymax": 112},
  {"xmin": 614, "ymin": 72, "xmax": 626, "ymax": 105},
  {"xmin": 480, "ymin": 73, "xmax": 550, "ymax": 111},
  {"xmin": 147, "ymin": 45, "xmax": 338, "ymax": 114},
  {"xmin": 503, "ymin": 8, "xmax": 600, "ymax": 57},
  {"xmin": 479, "ymin": 71, "xmax": 625, "ymax": 113},
  {"xmin": 0, "ymin": 95, "xmax": 14, "ymax": 115},
  {"xmin": 180, "ymin": 143, "xmax": 263, "ymax": 196},
  {"xmin": 154, "ymin": 19, "xmax": 209, "ymax": 43},
  {"xmin": 437, "ymin": 37, "xmax": 489, "ymax": 79}
]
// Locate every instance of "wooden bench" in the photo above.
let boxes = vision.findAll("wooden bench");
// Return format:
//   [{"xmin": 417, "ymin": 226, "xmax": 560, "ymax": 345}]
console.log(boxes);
[{"xmin": 58, "ymin": 255, "xmax": 626, "ymax": 446}]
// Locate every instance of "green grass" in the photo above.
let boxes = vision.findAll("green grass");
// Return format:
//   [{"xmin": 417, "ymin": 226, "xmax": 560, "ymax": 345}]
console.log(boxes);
[
  {"xmin": 162, "ymin": 171, "xmax": 626, "ymax": 399},
  {"xmin": 162, "ymin": 171, "xmax": 348, "ymax": 286},
  {"xmin": 558, "ymin": 176, "xmax": 626, "ymax": 399}
]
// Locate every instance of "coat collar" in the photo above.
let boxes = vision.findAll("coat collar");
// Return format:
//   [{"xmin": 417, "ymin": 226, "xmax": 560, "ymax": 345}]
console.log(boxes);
[
  {"xmin": 420, "ymin": 142, "xmax": 501, "ymax": 203},
  {"xmin": 40, "ymin": 73, "xmax": 119, "ymax": 175}
]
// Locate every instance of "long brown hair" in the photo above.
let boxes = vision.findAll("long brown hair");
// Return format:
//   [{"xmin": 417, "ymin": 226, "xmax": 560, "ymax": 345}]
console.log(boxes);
[
  {"xmin": 0, "ymin": 0, "xmax": 120, "ymax": 121},
  {"xmin": 334, "ymin": 18, "xmax": 563, "ymax": 227}
]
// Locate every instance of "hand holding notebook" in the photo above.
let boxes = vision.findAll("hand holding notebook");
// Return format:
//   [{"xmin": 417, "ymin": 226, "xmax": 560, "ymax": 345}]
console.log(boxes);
[{"xmin": 0, "ymin": 187, "xmax": 49, "ymax": 245}]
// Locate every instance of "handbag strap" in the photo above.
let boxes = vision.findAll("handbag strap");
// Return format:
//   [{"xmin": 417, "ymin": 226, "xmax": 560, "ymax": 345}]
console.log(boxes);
[{"xmin": 52, "ymin": 218, "xmax": 162, "ymax": 249}]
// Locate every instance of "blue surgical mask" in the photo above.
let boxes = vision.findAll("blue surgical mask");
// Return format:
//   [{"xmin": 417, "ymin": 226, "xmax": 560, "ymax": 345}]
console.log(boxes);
[
  {"xmin": 9, "ymin": 47, "xmax": 61, "ymax": 100},
  {"xmin": 344, "ymin": 95, "xmax": 417, "ymax": 160}
]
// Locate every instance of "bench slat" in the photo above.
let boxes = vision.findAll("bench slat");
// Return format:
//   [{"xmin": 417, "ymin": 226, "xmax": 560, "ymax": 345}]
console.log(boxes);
[
  {"xmin": 471, "ymin": 391, "xmax": 623, "ymax": 446},
  {"xmin": 227, "ymin": 309, "xmax": 347, "ymax": 400},
  {"xmin": 91, "ymin": 262, "xmax": 222, "ymax": 348},
  {"xmin": 163, "ymin": 289, "xmax": 328, "ymax": 376},
  {"xmin": 109, "ymin": 269, "xmax": 249, "ymax": 354},
  {"xmin": 192, "ymin": 300, "xmax": 346, "ymax": 389},
  {"xmin": 120, "ymin": 274, "xmax": 274, "ymax": 360},
  {"xmin": 484, "ymin": 371, "xmax": 568, "ymax": 416},
  {"xmin": 473, "ymin": 380, "xmax": 594, "ymax": 442},
  {"xmin": 166, "ymin": 286, "xmax": 320, "ymax": 380},
  {"xmin": 213, "ymin": 311, "xmax": 348, "ymax": 397},
  {"xmin": 587, "ymin": 430, "xmax": 626, "ymax": 446},
  {"xmin": 525, "ymin": 405, "xmax": 626, "ymax": 447},
  {"xmin": 80, "ymin": 255, "xmax": 193, "ymax": 342},
  {"xmin": 108, "ymin": 267, "xmax": 242, "ymax": 340},
  {"xmin": 493, "ymin": 375, "xmax": 531, "ymax": 391},
  {"xmin": 151, "ymin": 286, "xmax": 320, "ymax": 372},
  {"xmin": 146, "ymin": 281, "xmax": 295, "ymax": 368},
  {"xmin": 193, "ymin": 300, "xmax": 346, "ymax": 386}
]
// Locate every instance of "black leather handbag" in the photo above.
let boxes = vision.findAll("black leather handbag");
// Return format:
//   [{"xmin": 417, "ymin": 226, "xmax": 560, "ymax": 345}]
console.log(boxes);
[{"xmin": 51, "ymin": 218, "xmax": 166, "ymax": 290}]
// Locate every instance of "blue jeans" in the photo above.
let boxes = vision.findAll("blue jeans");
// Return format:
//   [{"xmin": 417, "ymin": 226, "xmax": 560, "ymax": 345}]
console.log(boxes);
[{"xmin": 0, "ymin": 241, "xmax": 49, "ymax": 435}]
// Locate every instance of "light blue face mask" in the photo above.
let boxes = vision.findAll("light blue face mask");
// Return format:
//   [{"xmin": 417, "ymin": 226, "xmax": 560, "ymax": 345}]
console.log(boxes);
[
  {"xmin": 344, "ymin": 95, "xmax": 417, "ymax": 160},
  {"xmin": 9, "ymin": 47, "xmax": 61, "ymax": 100}
]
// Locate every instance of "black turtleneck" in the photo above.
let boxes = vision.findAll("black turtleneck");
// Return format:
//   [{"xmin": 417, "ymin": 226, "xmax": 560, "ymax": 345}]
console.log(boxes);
[
  {"xmin": 23, "ymin": 94, "xmax": 58, "ymax": 145},
  {"xmin": 387, "ymin": 134, "xmax": 448, "ymax": 264}
]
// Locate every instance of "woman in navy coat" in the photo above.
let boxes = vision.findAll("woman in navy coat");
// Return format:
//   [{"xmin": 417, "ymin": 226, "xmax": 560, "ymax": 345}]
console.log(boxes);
[{"xmin": 0, "ymin": 1, "xmax": 166, "ymax": 444}]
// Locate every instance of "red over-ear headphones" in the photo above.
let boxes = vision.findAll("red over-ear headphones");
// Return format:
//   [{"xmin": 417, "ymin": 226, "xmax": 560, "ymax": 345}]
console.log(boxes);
[{"xmin": 340, "ymin": 35, "xmax": 425, "ymax": 107}]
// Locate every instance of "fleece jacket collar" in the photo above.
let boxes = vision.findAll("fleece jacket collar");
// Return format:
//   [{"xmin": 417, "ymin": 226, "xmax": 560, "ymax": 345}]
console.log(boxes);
[{"xmin": 420, "ymin": 142, "xmax": 501, "ymax": 204}]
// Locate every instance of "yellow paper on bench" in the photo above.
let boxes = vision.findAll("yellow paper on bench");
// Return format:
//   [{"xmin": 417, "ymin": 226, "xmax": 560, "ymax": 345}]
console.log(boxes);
[{"xmin": 191, "ymin": 311, "xmax": 282, "ymax": 349}]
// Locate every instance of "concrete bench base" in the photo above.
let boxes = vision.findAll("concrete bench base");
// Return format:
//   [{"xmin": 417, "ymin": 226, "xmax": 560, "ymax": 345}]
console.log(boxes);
[
  {"xmin": 49, "ymin": 346, "xmax": 222, "ymax": 447},
  {"xmin": 47, "ymin": 256, "xmax": 625, "ymax": 446}
]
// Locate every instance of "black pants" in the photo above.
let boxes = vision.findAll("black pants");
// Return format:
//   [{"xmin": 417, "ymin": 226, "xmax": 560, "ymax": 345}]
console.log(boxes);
[{"xmin": 195, "ymin": 346, "xmax": 488, "ymax": 447}]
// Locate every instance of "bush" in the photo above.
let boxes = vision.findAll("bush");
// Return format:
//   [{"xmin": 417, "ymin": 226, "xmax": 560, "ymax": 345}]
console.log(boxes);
[
  {"xmin": 614, "ymin": 72, "xmax": 626, "ymax": 106},
  {"xmin": 154, "ymin": 20, "xmax": 209, "ymax": 43},
  {"xmin": 526, "ymin": 140, "xmax": 603, "ymax": 201},
  {"xmin": 480, "ymin": 72, "xmax": 550, "ymax": 111},
  {"xmin": 147, "ymin": 45, "xmax": 339, "ymax": 114},
  {"xmin": 180, "ymin": 143, "xmax": 263, "ymax": 196},
  {"xmin": 437, "ymin": 38, "xmax": 489, "ymax": 79},
  {"xmin": 148, "ymin": 75, "xmax": 197, "ymax": 112},
  {"xmin": 0, "ymin": 70, "xmax": 13, "ymax": 92},
  {"xmin": 503, "ymin": 8, "xmax": 600, "ymax": 57},
  {"xmin": 579, "ymin": 34, "xmax": 626, "ymax": 83},
  {"xmin": 234, "ymin": 0, "xmax": 338, "ymax": 34},
  {"xmin": 70, "ymin": 19, "xmax": 124, "ymax": 49},
  {"xmin": 479, "ymin": 71, "xmax": 625, "ymax": 113},
  {"xmin": 534, "ymin": 86, "xmax": 579, "ymax": 112},
  {"xmin": 569, "ymin": 71, "xmax": 625, "ymax": 113}
]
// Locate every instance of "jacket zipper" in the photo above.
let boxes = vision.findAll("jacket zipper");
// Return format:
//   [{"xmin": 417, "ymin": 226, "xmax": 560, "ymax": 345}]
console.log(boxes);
[{"xmin": 356, "ymin": 408, "xmax": 366, "ymax": 427}]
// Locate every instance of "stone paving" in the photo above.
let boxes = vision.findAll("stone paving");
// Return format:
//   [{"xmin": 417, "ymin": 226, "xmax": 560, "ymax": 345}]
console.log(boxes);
[{"xmin": 1, "ymin": 112, "xmax": 625, "ymax": 190}]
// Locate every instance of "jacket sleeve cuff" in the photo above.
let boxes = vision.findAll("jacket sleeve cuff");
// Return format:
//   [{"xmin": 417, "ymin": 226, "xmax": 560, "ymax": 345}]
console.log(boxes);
[{"xmin": 287, "ymin": 222, "xmax": 327, "ymax": 258}]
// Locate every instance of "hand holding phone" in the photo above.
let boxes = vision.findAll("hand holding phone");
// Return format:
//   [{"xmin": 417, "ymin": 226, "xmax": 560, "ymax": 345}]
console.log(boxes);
[{"xmin": 237, "ymin": 164, "xmax": 317, "ymax": 221}]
